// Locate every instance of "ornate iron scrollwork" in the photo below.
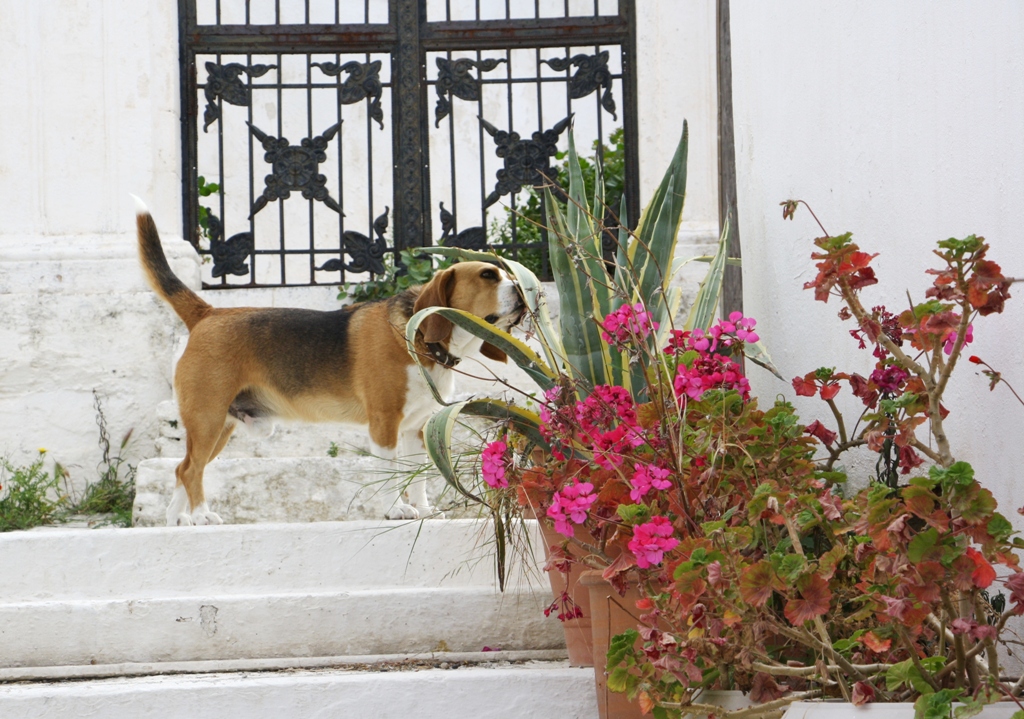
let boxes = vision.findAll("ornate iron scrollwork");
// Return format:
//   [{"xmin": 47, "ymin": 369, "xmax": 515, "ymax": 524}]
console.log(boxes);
[
  {"xmin": 316, "ymin": 207, "xmax": 390, "ymax": 276},
  {"xmin": 202, "ymin": 62, "xmax": 277, "ymax": 132},
  {"xmin": 542, "ymin": 51, "xmax": 616, "ymax": 120},
  {"xmin": 246, "ymin": 122, "xmax": 343, "ymax": 218},
  {"xmin": 479, "ymin": 115, "xmax": 572, "ymax": 208},
  {"xmin": 434, "ymin": 57, "xmax": 507, "ymax": 127},
  {"xmin": 202, "ymin": 211, "xmax": 254, "ymax": 278},
  {"xmin": 311, "ymin": 60, "xmax": 385, "ymax": 129},
  {"xmin": 438, "ymin": 203, "xmax": 487, "ymax": 250}
]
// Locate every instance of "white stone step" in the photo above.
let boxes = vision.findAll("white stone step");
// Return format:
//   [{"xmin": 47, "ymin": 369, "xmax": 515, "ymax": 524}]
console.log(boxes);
[
  {"xmin": 133, "ymin": 456, "xmax": 463, "ymax": 526},
  {"xmin": 0, "ymin": 661, "xmax": 596, "ymax": 719},
  {"xmin": 0, "ymin": 521, "xmax": 562, "ymax": 669}
]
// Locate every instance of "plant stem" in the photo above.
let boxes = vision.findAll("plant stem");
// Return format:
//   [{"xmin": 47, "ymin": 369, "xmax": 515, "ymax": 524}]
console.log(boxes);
[
  {"xmin": 897, "ymin": 627, "xmax": 941, "ymax": 692},
  {"xmin": 668, "ymin": 689, "xmax": 823, "ymax": 718},
  {"xmin": 825, "ymin": 398, "xmax": 848, "ymax": 445}
]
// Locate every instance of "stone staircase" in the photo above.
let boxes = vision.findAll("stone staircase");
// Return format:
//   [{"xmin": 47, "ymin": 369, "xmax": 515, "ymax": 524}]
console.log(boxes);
[{"xmin": 0, "ymin": 520, "xmax": 597, "ymax": 718}]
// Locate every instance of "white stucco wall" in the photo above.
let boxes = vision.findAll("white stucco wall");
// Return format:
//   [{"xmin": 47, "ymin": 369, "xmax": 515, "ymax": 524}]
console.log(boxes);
[
  {"xmin": 0, "ymin": 1, "xmax": 718, "ymax": 477},
  {"xmin": 731, "ymin": 3, "xmax": 1024, "ymax": 516}
]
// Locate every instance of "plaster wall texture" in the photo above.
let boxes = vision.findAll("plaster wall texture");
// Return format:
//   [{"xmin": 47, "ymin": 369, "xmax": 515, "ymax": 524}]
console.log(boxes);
[
  {"xmin": 731, "ymin": 3, "xmax": 1024, "ymax": 514},
  {"xmin": 0, "ymin": 1, "xmax": 719, "ymax": 476}
]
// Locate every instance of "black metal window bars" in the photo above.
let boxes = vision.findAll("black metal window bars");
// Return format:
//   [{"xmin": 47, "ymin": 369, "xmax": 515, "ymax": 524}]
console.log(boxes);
[{"xmin": 180, "ymin": 0, "xmax": 638, "ymax": 287}]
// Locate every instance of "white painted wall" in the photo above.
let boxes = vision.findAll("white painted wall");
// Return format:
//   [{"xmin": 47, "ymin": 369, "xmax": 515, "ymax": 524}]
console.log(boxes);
[
  {"xmin": 0, "ymin": 1, "xmax": 718, "ymax": 479},
  {"xmin": 731, "ymin": 2, "xmax": 1024, "ymax": 516}
]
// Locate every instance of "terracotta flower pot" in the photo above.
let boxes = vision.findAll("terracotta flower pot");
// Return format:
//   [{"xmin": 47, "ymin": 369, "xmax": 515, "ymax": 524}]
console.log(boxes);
[
  {"xmin": 579, "ymin": 569, "xmax": 646, "ymax": 719},
  {"xmin": 538, "ymin": 520, "xmax": 594, "ymax": 667}
]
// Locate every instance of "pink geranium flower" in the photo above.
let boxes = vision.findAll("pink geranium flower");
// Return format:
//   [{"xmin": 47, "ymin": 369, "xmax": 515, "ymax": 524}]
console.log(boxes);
[
  {"xmin": 481, "ymin": 440, "xmax": 510, "ymax": 488},
  {"xmin": 547, "ymin": 480, "xmax": 598, "ymax": 537},
  {"xmin": 673, "ymin": 354, "xmax": 751, "ymax": 402},
  {"xmin": 943, "ymin": 323, "xmax": 973, "ymax": 355},
  {"xmin": 598, "ymin": 303, "xmax": 659, "ymax": 347},
  {"xmin": 628, "ymin": 516, "xmax": 679, "ymax": 568},
  {"xmin": 629, "ymin": 463, "xmax": 673, "ymax": 502}
]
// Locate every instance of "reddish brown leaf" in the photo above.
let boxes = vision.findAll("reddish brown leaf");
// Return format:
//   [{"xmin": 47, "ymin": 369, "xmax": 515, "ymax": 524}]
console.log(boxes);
[
  {"xmin": 805, "ymin": 420, "xmax": 838, "ymax": 447},
  {"xmin": 792, "ymin": 374, "xmax": 818, "ymax": 397},
  {"xmin": 784, "ymin": 573, "xmax": 832, "ymax": 626},
  {"xmin": 862, "ymin": 631, "xmax": 891, "ymax": 654},
  {"xmin": 638, "ymin": 691, "xmax": 656, "ymax": 715},
  {"xmin": 898, "ymin": 445, "xmax": 924, "ymax": 474},
  {"xmin": 966, "ymin": 547, "xmax": 996, "ymax": 589},
  {"xmin": 819, "ymin": 492, "xmax": 844, "ymax": 521},
  {"xmin": 852, "ymin": 681, "xmax": 876, "ymax": 706},
  {"xmin": 602, "ymin": 550, "xmax": 638, "ymax": 583},
  {"xmin": 750, "ymin": 672, "xmax": 789, "ymax": 703},
  {"xmin": 819, "ymin": 382, "xmax": 842, "ymax": 400},
  {"xmin": 739, "ymin": 561, "xmax": 777, "ymax": 607}
]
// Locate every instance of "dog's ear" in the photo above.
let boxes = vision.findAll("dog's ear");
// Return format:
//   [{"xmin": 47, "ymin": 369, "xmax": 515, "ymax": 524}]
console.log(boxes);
[
  {"xmin": 413, "ymin": 266, "xmax": 457, "ymax": 344},
  {"xmin": 479, "ymin": 342, "xmax": 508, "ymax": 363}
]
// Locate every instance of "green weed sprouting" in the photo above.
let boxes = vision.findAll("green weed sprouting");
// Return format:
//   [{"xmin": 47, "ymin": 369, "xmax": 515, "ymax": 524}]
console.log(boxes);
[{"xmin": 0, "ymin": 451, "xmax": 68, "ymax": 532}]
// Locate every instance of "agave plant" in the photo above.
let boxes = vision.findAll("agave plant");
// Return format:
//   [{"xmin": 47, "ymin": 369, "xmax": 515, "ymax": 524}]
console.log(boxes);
[{"xmin": 404, "ymin": 121, "xmax": 774, "ymax": 586}]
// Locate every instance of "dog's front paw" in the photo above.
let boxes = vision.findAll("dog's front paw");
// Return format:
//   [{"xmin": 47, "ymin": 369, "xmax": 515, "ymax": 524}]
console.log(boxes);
[
  {"xmin": 385, "ymin": 503, "xmax": 420, "ymax": 520},
  {"xmin": 188, "ymin": 502, "xmax": 223, "ymax": 526},
  {"xmin": 172, "ymin": 513, "xmax": 194, "ymax": 527},
  {"xmin": 413, "ymin": 505, "xmax": 446, "ymax": 519},
  {"xmin": 191, "ymin": 510, "xmax": 223, "ymax": 526}
]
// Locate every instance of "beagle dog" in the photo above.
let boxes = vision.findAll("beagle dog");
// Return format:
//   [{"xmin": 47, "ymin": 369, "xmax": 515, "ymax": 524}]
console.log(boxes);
[{"xmin": 133, "ymin": 198, "xmax": 525, "ymax": 526}]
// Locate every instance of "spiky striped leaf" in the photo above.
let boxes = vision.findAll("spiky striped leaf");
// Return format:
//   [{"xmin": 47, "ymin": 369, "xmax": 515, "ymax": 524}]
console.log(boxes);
[
  {"xmin": 423, "ymin": 399, "xmax": 546, "ymax": 501},
  {"xmin": 544, "ymin": 189, "xmax": 610, "ymax": 393},
  {"xmin": 630, "ymin": 121, "xmax": 688, "ymax": 318},
  {"xmin": 422, "ymin": 399, "xmax": 546, "ymax": 591},
  {"xmin": 685, "ymin": 217, "xmax": 729, "ymax": 331}
]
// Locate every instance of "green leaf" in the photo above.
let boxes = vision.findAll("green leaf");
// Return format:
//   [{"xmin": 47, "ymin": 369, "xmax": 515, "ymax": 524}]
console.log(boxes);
[
  {"xmin": 607, "ymin": 629, "xmax": 639, "ymax": 670},
  {"xmin": 987, "ymin": 514, "xmax": 1014, "ymax": 542},
  {"xmin": 886, "ymin": 659, "xmax": 913, "ymax": 692},
  {"xmin": 422, "ymin": 399, "xmax": 547, "ymax": 592},
  {"xmin": 685, "ymin": 217, "xmax": 729, "ymax": 331},
  {"xmin": 930, "ymin": 461, "xmax": 975, "ymax": 490},
  {"xmin": 617, "ymin": 503, "xmax": 651, "ymax": 526},
  {"xmin": 915, "ymin": 689, "xmax": 962, "ymax": 719},
  {"xmin": 606, "ymin": 667, "xmax": 631, "ymax": 694},
  {"xmin": 631, "ymin": 121, "xmax": 688, "ymax": 322},
  {"xmin": 544, "ymin": 187, "xmax": 615, "ymax": 393},
  {"xmin": 423, "ymin": 399, "xmax": 546, "ymax": 502},
  {"xmin": 744, "ymin": 337, "xmax": 784, "ymax": 380},
  {"xmin": 908, "ymin": 527, "xmax": 940, "ymax": 564}
]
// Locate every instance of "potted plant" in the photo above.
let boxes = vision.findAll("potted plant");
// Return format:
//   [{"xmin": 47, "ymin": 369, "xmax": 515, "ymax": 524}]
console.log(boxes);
[{"xmin": 410, "ymin": 124, "xmax": 1023, "ymax": 719}]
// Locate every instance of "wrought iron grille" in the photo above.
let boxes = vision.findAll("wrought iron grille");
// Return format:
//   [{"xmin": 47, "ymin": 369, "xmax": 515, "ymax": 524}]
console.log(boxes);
[{"xmin": 179, "ymin": 0, "xmax": 638, "ymax": 287}]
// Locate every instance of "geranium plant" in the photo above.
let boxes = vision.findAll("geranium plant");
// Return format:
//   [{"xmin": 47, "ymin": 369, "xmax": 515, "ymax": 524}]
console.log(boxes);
[{"xmin": 510, "ymin": 203, "xmax": 1019, "ymax": 719}]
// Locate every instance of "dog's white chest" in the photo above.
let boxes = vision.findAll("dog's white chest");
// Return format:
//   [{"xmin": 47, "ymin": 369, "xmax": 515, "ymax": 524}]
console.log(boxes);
[{"xmin": 401, "ymin": 363, "xmax": 453, "ymax": 431}]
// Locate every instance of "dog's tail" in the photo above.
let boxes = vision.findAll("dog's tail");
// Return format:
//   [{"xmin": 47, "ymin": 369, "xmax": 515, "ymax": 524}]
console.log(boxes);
[{"xmin": 132, "ymin": 195, "xmax": 212, "ymax": 331}]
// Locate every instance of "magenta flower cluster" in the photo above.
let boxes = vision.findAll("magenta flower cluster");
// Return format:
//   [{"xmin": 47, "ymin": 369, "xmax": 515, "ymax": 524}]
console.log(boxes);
[
  {"xmin": 598, "ymin": 302, "xmax": 659, "ymax": 347},
  {"xmin": 481, "ymin": 440, "xmax": 510, "ymax": 488},
  {"xmin": 629, "ymin": 463, "xmax": 672, "ymax": 503},
  {"xmin": 547, "ymin": 480, "xmax": 598, "ymax": 537},
  {"xmin": 531, "ymin": 313, "xmax": 760, "ymax": 567},
  {"xmin": 674, "ymin": 312, "xmax": 759, "ymax": 354},
  {"xmin": 673, "ymin": 354, "xmax": 751, "ymax": 402},
  {"xmin": 627, "ymin": 516, "xmax": 680, "ymax": 569}
]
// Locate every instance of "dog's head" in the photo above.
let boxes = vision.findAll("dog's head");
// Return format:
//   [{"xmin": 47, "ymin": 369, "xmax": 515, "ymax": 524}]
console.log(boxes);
[{"xmin": 413, "ymin": 261, "xmax": 526, "ymax": 363}]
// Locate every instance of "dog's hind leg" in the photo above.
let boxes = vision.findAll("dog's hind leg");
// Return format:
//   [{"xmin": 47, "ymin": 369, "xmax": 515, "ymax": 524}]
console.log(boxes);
[{"xmin": 169, "ymin": 416, "xmax": 231, "ymax": 527}]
